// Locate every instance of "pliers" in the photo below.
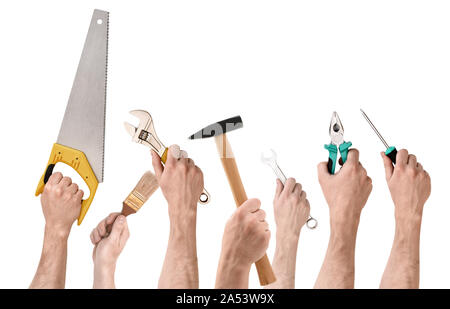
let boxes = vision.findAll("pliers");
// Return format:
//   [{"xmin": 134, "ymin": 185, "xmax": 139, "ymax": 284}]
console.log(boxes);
[{"xmin": 324, "ymin": 112, "xmax": 352, "ymax": 174}]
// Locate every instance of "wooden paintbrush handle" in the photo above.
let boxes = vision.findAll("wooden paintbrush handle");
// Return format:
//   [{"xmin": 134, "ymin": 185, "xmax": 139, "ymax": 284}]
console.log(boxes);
[
  {"xmin": 106, "ymin": 171, "xmax": 159, "ymax": 234},
  {"xmin": 215, "ymin": 134, "xmax": 276, "ymax": 286}
]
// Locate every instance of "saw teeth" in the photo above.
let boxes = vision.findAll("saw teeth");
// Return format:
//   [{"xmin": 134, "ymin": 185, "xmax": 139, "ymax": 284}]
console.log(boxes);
[{"xmin": 101, "ymin": 10, "xmax": 109, "ymax": 184}]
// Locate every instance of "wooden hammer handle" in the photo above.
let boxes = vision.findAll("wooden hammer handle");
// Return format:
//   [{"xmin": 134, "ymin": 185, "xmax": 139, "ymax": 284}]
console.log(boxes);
[{"xmin": 215, "ymin": 134, "xmax": 276, "ymax": 286}]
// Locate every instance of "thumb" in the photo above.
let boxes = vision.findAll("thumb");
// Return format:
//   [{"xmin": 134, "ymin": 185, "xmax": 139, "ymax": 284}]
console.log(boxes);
[
  {"xmin": 317, "ymin": 161, "xmax": 330, "ymax": 180},
  {"xmin": 275, "ymin": 179, "xmax": 283, "ymax": 197},
  {"xmin": 381, "ymin": 152, "xmax": 394, "ymax": 180},
  {"xmin": 240, "ymin": 198, "xmax": 261, "ymax": 213},
  {"xmin": 151, "ymin": 150, "xmax": 164, "ymax": 180},
  {"xmin": 109, "ymin": 215, "xmax": 126, "ymax": 242}
]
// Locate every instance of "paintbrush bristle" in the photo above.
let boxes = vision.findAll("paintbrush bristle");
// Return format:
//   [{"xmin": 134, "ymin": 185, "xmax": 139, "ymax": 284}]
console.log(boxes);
[{"xmin": 122, "ymin": 171, "xmax": 159, "ymax": 216}]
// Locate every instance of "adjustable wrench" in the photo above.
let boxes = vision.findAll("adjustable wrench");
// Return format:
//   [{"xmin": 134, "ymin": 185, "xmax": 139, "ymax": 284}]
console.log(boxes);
[{"xmin": 124, "ymin": 110, "xmax": 210, "ymax": 205}]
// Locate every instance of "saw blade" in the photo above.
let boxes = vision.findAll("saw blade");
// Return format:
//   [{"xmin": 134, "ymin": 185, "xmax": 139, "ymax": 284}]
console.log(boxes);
[{"xmin": 56, "ymin": 9, "xmax": 109, "ymax": 183}]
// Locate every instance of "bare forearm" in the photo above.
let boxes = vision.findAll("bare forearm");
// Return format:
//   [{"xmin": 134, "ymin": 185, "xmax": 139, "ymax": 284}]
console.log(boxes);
[
  {"xmin": 93, "ymin": 264, "xmax": 116, "ymax": 289},
  {"xmin": 265, "ymin": 234, "xmax": 299, "ymax": 289},
  {"xmin": 215, "ymin": 252, "xmax": 251, "ymax": 289},
  {"xmin": 30, "ymin": 227, "xmax": 69, "ymax": 289},
  {"xmin": 380, "ymin": 219, "xmax": 421, "ymax": 289},
  {"xmin": 159, "ymin": 217, "xmax": 198, "ymax": 289},
  {"xmin": 314, "ymin": 221, "xmax": 359, "ymax": 289}
]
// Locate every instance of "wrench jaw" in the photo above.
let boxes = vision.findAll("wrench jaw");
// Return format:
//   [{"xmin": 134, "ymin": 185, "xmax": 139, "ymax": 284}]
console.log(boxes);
[
  {"xmin": 260, "ymin": 149, "xmax": 277, "ymax": 166},
  {"xmin": 124, "ymin": 122, "xmax": 137, "ymax": 138},
  {"xmin": 125, "ymin": 110, "xmax": 166, "ymax": 157}
]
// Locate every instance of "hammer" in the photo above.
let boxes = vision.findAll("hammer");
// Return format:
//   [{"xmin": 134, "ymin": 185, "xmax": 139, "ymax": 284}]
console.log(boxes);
[{"xmin": 189, "ymin": 116, "xmax": 276, "ymax": 286}]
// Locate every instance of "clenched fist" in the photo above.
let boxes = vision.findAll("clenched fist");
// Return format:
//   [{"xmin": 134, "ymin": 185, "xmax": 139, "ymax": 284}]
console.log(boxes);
[
  {"xmin": 40, "ymin": 172, "xmax": 83, "ymax": 237},
  {"xmin": 273, "ymin": 178, "xmax": 310, "ymax": 238},
  {"xmin": 221, "ymin": 199, "xmax": 270, "ymax": 266},
  {"xmin": 381, "ymin": 149, "xmax": 431, "ymax": 221},
  {"xmin": 216, "ymin": 199, "xmax": 271, "ymax": 288},
  {"xmin": 152, "ymin": 145, "xmax": 204, "ymax": 223},
  {"xmin": 318, "ymin": 149, "xmax": 372, "ymax": 225},
  {"xmin": 90, "ymin": 213, "xmax": 130, "ymax": 289},
  {"xmin": 314, "ymin": 148, "xmax": 372, "ymax": 289},
  {"xmin": 91, "ymin": 213, "xmax": 130, "ymax": 268},
  {"xmin": 266, "ymin": 178, "xmax": 310, "ymax": 289}
]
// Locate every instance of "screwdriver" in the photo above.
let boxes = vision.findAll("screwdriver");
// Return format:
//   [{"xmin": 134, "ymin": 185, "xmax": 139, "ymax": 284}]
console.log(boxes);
[{"xmin": 360, "ymin": 109, "xmax": 397, "ymax": 164}]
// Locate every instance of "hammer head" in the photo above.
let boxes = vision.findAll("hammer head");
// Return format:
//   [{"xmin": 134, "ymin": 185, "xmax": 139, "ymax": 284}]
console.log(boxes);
[{"xmin": 188, "ymin": 116, "xmax": 243, "ymax": 140}]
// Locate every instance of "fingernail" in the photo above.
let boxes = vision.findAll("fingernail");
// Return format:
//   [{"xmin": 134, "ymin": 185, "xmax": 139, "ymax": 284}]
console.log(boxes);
[{"xmin": 118, "ymin": 216, "xmax": 125, "ymax": 223}]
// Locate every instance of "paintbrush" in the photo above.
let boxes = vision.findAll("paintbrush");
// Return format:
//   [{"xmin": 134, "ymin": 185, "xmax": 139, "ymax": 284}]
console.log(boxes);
[
  {"xmin": 121, "ymin": 171, "xmax": 159, "ymax": 216},
  {"xmin": 106, "ymin": 171, "xmax": 159, "ymax": 233}
]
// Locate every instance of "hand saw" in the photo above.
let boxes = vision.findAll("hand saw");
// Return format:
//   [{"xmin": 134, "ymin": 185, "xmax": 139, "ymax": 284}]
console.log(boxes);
[{"xmin": 35, "ymin": 9, "xmax": 109, "ymax": 225}]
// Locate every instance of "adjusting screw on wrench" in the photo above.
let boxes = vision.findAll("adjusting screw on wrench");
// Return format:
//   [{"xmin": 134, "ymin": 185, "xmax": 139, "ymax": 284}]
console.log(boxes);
[{"xmin": 261, "ymin": 149, "xmax": 318, "ymax": 230}]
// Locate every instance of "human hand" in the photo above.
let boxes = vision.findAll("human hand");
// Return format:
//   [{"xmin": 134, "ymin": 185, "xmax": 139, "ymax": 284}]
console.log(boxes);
[
  {"xmin": 221, "ymin": 199, "xmax": 270, "ymax": 267},
  {"xmin": 151, "ymin": 145, "xmax": 204, "ymax": 223},
  {"xmin": 90, "ymin": 213, "xmax": 129, "ymax": 268},
  {"xmin": 40, "ymin": 172, "xmax": 83, "ymax": 237},
  {"xmin": 381, "ymin": 149, "xmax": 431, "ymax": 222},
  {"xmin": 317, "ymin": 149, "xmax": 372, "ymax": 226},
  {"xmin": 273, "ymin": 178, "xmax": 310, "ymax": 239}
]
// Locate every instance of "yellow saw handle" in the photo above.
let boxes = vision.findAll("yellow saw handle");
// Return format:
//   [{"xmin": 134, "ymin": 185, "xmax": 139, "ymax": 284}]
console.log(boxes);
[{"xmin": 35, "ymin": 143, "xmax": 99, "ymax": 225}]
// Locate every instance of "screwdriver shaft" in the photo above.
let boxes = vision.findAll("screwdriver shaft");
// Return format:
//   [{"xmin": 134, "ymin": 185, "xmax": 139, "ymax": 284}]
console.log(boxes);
[{"xmin": 360, "ymin": 109, "xmax": 389, "ymax": 149}]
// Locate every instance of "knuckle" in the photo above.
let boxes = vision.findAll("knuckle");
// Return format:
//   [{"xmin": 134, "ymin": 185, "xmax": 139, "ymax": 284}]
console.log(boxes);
[
  {"xmin": 290, "ymin": 194, "xmax": 300, "ymax": 203},
  {"xmin": 407, "ymin": 166, "xmax": 418, "ymax": 176},
  {"xmin": 300, "ymin": 191, "xmax": 307, "ymax": 199},
  {"xmin": 55, "ymin": 187, "xmax": 63, "ymax": 196},
  {"xmin": 235, "ymin": 209, "xmax": 246, "ymax": 221},
  {"xmin": 247, "ymin": 218, "xmax": 258, "ymax": 229},
  {"xmin": 63, "ymin": 193, "xmax": 72, "ymax": 200},
  {"xmin": 350, "ymin": 149, "xmax": 359, "ymax": 157},
  {"xmin": 348, "ymin": 164, "xmax": 357, "ymax": 173},
  {"xmin": 195, "ymin": 166, "xmax": 204, "ymax": 178},
  {"xmin": 179, "ymin": 163, "xmax": 188, "ymax": 173},
  {"xmin": 44, "ymin": 183, "xmax": 53, "ymax": 193},
  {"xmin": 259, "ymin": 209, "xmax": 266, "ymax": 219},
  {"xmin": 305, "ymin": 200, "xmax": 311, "ymax": 210}
]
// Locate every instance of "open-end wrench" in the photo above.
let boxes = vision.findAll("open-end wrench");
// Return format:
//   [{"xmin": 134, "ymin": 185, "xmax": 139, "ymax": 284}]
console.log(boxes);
[
  {"xmin": 261, "ymin": 149, "xmax": 318, "ymax": 230},
  {"xmin": 124, "ymin": 110, "xmax": 210, "ymax": 205}
]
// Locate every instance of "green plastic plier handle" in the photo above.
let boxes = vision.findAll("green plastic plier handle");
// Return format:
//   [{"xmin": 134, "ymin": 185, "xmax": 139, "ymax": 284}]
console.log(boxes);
[{"xmin": 324, "ymin": 141, "xmax": 352, "ymax": 174}]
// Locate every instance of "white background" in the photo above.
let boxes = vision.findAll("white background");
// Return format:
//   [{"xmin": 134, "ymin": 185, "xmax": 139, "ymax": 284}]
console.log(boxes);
[{"xmin": 0, "ymin": 1, "xmax": 448, "ymax": 289}]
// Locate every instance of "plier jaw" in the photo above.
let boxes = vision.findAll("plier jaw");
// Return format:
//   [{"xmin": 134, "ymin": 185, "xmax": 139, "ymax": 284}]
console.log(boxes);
[{"xmin": 324, "ymin": 112, "xmax": 352, "ymax": 174}]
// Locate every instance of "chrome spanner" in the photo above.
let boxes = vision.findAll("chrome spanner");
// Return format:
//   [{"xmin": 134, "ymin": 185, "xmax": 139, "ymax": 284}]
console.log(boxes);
[{"xmin": 261, "ymin": 149, "xmax": 318, "ymax": 230}]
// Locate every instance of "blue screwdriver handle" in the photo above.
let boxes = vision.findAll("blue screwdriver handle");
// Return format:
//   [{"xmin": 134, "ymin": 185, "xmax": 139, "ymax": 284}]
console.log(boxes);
[{"xmin": 386, "ymin": 146, "xmax": 397, "ymax": 164}]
